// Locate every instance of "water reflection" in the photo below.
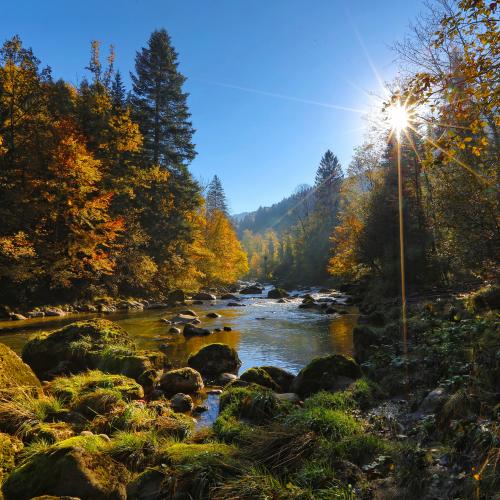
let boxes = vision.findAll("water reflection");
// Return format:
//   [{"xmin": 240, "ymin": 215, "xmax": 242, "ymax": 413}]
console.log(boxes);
[{"xmin": 0, "ymin": 294, "xmax": 358, "ymax": 375}]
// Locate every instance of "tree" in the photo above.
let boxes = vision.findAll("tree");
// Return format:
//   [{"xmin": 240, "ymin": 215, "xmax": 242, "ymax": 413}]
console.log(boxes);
[
  {"xmin": 314, "ymin": 150, "xmax": 343, "ymax": 212},
  {"xmin": 130, "ymin": 29, "xmax": 196, "ymax": 168},
  {"xmin": 206, "ymin": 175, "xmax": 228, "ymax": 215}
]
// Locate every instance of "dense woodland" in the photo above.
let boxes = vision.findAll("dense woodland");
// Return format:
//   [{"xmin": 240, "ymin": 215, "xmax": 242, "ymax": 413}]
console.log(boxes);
[{"xmin": 0, "ymin": 30, "xmax": 247, "ymax": 307}]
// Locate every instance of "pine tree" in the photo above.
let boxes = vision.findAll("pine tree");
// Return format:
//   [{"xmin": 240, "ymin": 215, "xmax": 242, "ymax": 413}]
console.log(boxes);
[
  {"xmin": 206, "ymin": 175, "xmax": 228, "ymax": 215},
  {"xmin": 314, "ymin": 150, "xmax": 343, "ymax": 212},
  {"xmin": 111, "ymin": 71, "xmax": 126, "ymax": 111},
  {"xmin": 130, "ymin": 29, "xmax": 196, "ymax": 168}
]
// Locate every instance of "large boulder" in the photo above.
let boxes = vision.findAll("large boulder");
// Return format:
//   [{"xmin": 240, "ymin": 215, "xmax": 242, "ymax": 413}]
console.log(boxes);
[
  {"xmin": 239, "ymin": 367, "xmax": 280, "ymax": 391},
  {"xmin": 21, "ymin": 319, "xmax": 166, "ymax": 385},
  {"xmin": 192, "ymin": 292, "xmax": 217, "ymax": 301},
  {"xmin": 160, "ymin": 368, "xmax": 204, "ymax": 395},
  {"xmin": 267, "ymin": 288, "xmax": 289, "ymax": 299},
  {"xmin": 291, "ymin": 354, "xmax": 362, "ymax": 397},
  {"xmin": 2, "ymin": 436, "xmax": 128, "ymax": 500},
  {"xmin": 240, "ymin": 285, "xmax": 263, "ymax": 295},
  {"xmin": 260, "ymin": 366, "xmax": 295, "ymax": 393},
  {"xmin": 169, "ymin": 393, "xmax": 194, "ymax": 413},
  {"xmin": 0, "ymin": 343, "xmax": 41, "ymax": 397},
  {"xmin": 188, "ymin": 343, "xmax": 241, "ymax": 375}
]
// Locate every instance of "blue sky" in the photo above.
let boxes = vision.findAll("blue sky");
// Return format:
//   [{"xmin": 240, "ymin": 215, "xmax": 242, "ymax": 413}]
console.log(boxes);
[{"xmin": 1, "ymin": 0, "xmax": 425, "ymax": 213}]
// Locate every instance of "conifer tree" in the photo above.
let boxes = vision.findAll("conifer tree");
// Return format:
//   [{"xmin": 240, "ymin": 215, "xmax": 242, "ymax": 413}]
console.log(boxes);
[
  {"xmin": 206, "ymin": 175, "xmax": 228, "ymax": 215},
  {"xmin": 314, "ymin": 150, "xmax": 343, "ymax": 212}
]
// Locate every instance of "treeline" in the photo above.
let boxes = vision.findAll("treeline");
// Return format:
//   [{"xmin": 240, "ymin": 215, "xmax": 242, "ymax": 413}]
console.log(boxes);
[
  {"xmin": 0, "ymin": 31, "xmax": 247, "ymax": 306},
  {"xmin": 243, "ymin": 0, "xmax": 498, "ymax": 293}
]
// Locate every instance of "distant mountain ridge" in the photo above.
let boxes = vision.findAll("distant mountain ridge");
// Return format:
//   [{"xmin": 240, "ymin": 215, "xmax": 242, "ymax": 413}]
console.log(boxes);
[{"xmin": 233, "ymin": 184, "xmax": 315, "ymax": 236}]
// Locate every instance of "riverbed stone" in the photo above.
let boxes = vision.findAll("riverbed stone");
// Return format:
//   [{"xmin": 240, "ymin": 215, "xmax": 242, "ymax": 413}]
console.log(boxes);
[
  {"xmin": 227, "ymin": 302, "xmax": 245, "ymax": 307},
  {"xmin": 240, "ymin": 285, "xmax": 263, "ymax": 294},
  {"xmin": 0, "ymin": 342, "xmax": 42, "ymax": 397},
  {"xmin": 160, "ymin": 368, "xmax": 204, "ymax": 395},
  {"xmin": 183, "ymin": 324, "xmax": 211, "ymax": 337},
  {"xmin": 169, "ymin": 326, "xmax": 181, "ymax": 334},
  {"xmin": 192, "ymin": 292, "xmax": 217, "ymax": 301},
  {"xmin": 188, "ymin": 343, "xmax": 241, "ymax": 375},
  {"xmin": 179, "ymin": 309, "xmax": 197, "ymax": 317},
  {"xmin": 267, "ymin": 288, "xmax": 289, "ymax": 299},
  {"xmin": 2, "ymin": 435, "xmax": 129, "ymax": 500},
  {"xmin": 291, "ymin": 354, "xmax": 362, "ymax": 396},
  {"xmin": 220, "ymin": 293, "xmax": 238, "ymax": 300},
  {"xmin": 169, "ymin": 314, "xmax": 199, "ymax": 324},
  {"xmin": 206, "ymin": 312, "xmax": 221, "ymax": 318},
  {"xmin": 170, "ymin": 393, "xmax": 194, "ymax": 412},
  {"xmin": 218, "ymin": 372, "xmax": 238, "ymax": 385},
  {"xmin": 43, "ymin": 308, "xmax": 66, "ymax": 317}
]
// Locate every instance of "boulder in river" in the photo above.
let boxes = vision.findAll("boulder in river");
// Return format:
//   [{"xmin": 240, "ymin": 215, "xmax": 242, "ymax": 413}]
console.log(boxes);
[
  {"xmin": 240, "ymin": 285, "xmax": 263, "ymax": 294},
  {"xmin": 188, "ymin": 343, "xmax": 241, "ymax": 375},
  {"xmin": 239, "ymin": 367, "xmax": 280, "ymax": 391},
  {"xmin": 44, "ymin": 307, "xmax": 66, "ymax": 317},
  {"xmin": 183, "ymin": 324, "xmax": 211, "ymax": 337},
  {"xmin": 179, "ymin": 309, "xmax": 198, "ymax": 317},
  {"xmin": 267, "ymin": 288, "xmax": 289, "ymax": 299},
  {"xmin": 160, "ymin": 367, "xmax": 204, "ymax": 395},
  {"xmin": 291, "ymin": 354, "xmax": 362, "ymax": 397},
  {"xmin": 227, "ymin": 302, "xmax": 246, "ymax": 307},
  {"xmin": 169, "ymin": 314, "xmax": 199, "ymax": 325},
  {"xmin": 220, "ymin": 293, "xmax": 238, "ymax": 300},
  {"xmin": 260, "ymin": 366, "xmax": 295, "ymax": 393},
  {"xmin": 2, "ymin": 435, "xmax": 128, "ymax": 500},
  {"xmin": 192, "ymin": 292, "xmax": 217, "ymax": 301},
  {"xmin": 0, "ymin": 342, "xmax": 42, "ymax": 397},
  {"xmin": 21, "ymin": 319, "xmax": 166, "ymax": 385},
  {"xmin": 9, "ymin": 313, "xmax": 27, "ymax": 321},
  {"xmin": 206, "ymin": 312, "xmax": 221, "ymax": 318},
  {"xmin": 169, "ymin": 393, "xmax": 194, "ymax": 412},
  {"xmin": 169, "ymin": 326, "xmax": 181, "ymax": 334}
]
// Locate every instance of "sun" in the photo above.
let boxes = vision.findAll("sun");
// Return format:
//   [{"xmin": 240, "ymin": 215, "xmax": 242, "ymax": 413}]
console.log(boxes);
[{"xmin": 387, "ymin": 101, "xmax": 410, "ymax": 137}]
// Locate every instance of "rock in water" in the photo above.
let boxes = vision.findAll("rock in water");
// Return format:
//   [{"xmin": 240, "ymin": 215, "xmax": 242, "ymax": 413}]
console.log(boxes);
[
  {"xmin": 183, "ymin": 324, "xmax": 211, "ymax": 337},
  {"xmin": 0, "ymin": 343, "xmax": 41, "ymax": 397},
  {"xmin": 239, "ymin": 285, "xmax": 263, "ymax": 294},
  {"xmin": 267, "ymin": 288, "xmax": 289, "ymax": 299},
  {"xmin": 21, "ymin": 319, "xmax": 165, "ymax": 385},
  {"xmin": 206, "ymin": 312, "xmax": 221, "ymax": 318},
  {"xmin": 2, "ymin": 435, "xmax": 129, "ymax": 500},
  {"xmin": 239, "ymin": 367, "xmax": 280, "ymax": 391},
  {"xmin": 188, "ymin": 343, "xmax": 241, "ymax": 375},
  {"xmin": 291, "ymin": 354, "xmax": 362, "ymax": 397},
  {"xmin": 160, "ymin": 368, "xmax": 204, "ymax": 395},
  {"xmin": 192, "ymin": 292, "xmax": 217, "ymax": 301},
  {"xmin": 170, "ymin": 393, "xmax": 194, "ymax": 412}
]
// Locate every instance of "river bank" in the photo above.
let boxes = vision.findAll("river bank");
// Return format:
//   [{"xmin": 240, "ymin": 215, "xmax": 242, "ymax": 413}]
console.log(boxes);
[{"xmin": 0, "ymin": 283, "xmax": 498, "ymax": 499}]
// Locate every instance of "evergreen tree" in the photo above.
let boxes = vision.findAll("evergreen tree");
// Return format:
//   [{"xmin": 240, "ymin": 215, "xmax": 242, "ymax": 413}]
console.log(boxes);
[
  {"xmin": 111, "ymin": 71, "xmax": 126, "ymax": 111},
  {"xmin": 130, "ymin": 29, "xmax": 196, "ymax": 168},
  {"xmin": 206, "ymin": 175, "xmax": 228, "ymax": 215},
  {"xmin": 314, "ymin": 150, "xmax": 343, "ymax": 212}
]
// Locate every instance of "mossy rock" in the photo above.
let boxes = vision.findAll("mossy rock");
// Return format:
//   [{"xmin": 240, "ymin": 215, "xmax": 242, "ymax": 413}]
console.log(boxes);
[
  {"xmin": 291, "ymin": 354, "xmax": 362, "ymax": 397},
  {"xmin": 260, "ymin": 366, "xmax": 295, "ymax": 392},
  {"xmin": 0, "ymin": 343, "xmax": 41, "ymax": 398},
  {"xmin": 154, "ymin": 413, "xmax": 194, "ymax": 439},
  {"xmin": 159, "ymin": 367, "xmax": 204, "ymax": 395},
  {"xmin": 0, "ymin": 433, "xmax": 23, "ymax": 484},
  {"xmin": 188, "ymin": 343, "xmax": 241, "ymax": 375},
  {"xmin": 126, "ymin": 468, "xmax": 168, "ymax": 500},
  {"xmin": 2, "ymin": 435, "xmax": 129, "ymax": 500},
  {"xmin": 47, "ymin": 370, "xmax": 144, "ymax": 405},
  {"xmin": 239, "ymin": 368, "xmax": 280, "ymax": 391},
  {"xmin": 162, "ymin": 442, "xmax": 236, "ymax": 465},
  {"xmin": 24, "ymin": 422, "xmax": 74, "ymax": 445},
  {"xmin": 267, "ymin": 288, "xmax": 289, "ymax": 299}
]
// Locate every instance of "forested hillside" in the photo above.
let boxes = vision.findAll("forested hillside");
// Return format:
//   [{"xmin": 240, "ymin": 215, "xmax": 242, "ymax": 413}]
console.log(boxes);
[{"xmin": 0, "ymin": 31, "xmax": 248, "ymax": 307}]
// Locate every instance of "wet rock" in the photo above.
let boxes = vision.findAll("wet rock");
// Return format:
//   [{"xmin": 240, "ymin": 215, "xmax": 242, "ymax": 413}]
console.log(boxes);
[
  {"xmin": 169, "ymin": 327, "xmax": 181, "ymax": 334},
  {"xmin": 147, "ymin": 302, "xmax": 169, "ymax": 309},
  {"xmin": 0, "ymin": 342, "xmax": 42, "ymax": 396},
  {"xmin": 213, "ymin": 328, "xmax": 222, "ymax": 332},
  {"xmin": 26, "ymin": 310, "xmax": 45, "ymax": 318},
  {"xmin": 183, "ymin": 324, "xmax": 211, "ymax": 337},
  {"xmin": 160, "ymin": 367, "xmax": 204, "ymax": 395},
  {"xmin": 188, "ymin": 343, "xmax": 241, "ymax": 375},
  {"xmin": 227, "ymin": 302, "xmax": 245, "ymax": 307},
  {"xmin": 192, "ymin": 292, "xmax": 217, "ymax": 301},
  {"xmin": 291, "ymin": 354, "xmax": 362, "ymax": 397},
  {"xmin": 170, "ymin": 393, "xmax": 194, "ymax": 412},
  {"xmin": 240, "ymin": 285, "xmax": 263, "ymax": 294},
  {"xmin": 298, "ymin": 302, "xmax": 320, "ymax": 310},
  {"xmin": 223, "ymin": 326, "xmax": 232, "ymax": 331},
  {"xmin": 240, "ymin": 367, "xmax": 280, "ymax": 391},
  {"xmin": 169, "ymin": 314, "xmax": 200, "ymax": 325},
  {"xmin": 9, "ymin": 313, "xmax": 27, "ymax": 321},
  {"xmin": 44, "ymin": 308, "xmax": 66, "ymax": 317},
  {"xmin": 267, "ymin": 288, "xmax": 289, "ymax": 299},
  {"xmin": 2, "ymin": 435, "xmax": 128, "ymax": 500},
  {"xmin": 218, "ymin": 372, "xmax": 238, "ymax": 385},
  {"xmin": 206, "ymin": 312, "xmax": 221, "ymax": 318},
  {"xmin": 325, "ymin": 307, "xmax": 338, "ymax": 314},
  {"xmin": 193, "ymin": 404, "xmax": 208, "ymax": 413},
  {"xmin": 220, "ymin": 293, "xmax": 238, "ymax": 300}
]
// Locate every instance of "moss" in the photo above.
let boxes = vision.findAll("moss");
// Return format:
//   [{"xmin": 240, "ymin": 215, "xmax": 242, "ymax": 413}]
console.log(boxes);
[
  {"xmin": 0, "ymin": 343, "xmax": 41, "ymax": 397},
  {"xmin": 47, "ymin": 370, "xmax": 144, "ymax": 405},
  {"xmin": 163, "ymin": 442, "xmax": 236, "ymax": 465},
  {"xmin": 239, "ymin": 368, "xmax": 280, "ymax": 391},
  {"xmin": 24, "ymin": 422, "xmax": 74, "ymax": 445},
  {"xmin": 0, "ymin": 433, "xmax": 23, "ymax": 484},
  {"xmin": 330, "ymin": 434, "xmax": 394, "ymax": 466},
  {"xmin": 159, "ymin": 367, "xmax": 204, "ymax": 395},
  {"xmin": 2, "ymin": 435, "xmax": 128, "ymax": 500},
  {"xmin": 292, "ymin": 354, "xmax": 362, "ymax": 397},
  {"xmin": 212, "ymin": 408, "xmax": 254, "ymax": 444},
  {"xmin": 188, "ymin": 343, "xmax": 241, "ymax": 375},
  {"xmin": 259, "ymin": 366, "xmax": 295, "ymax": 393},
  {"xmin": 73, "ymin": 388, "xmax": 124, "ymax": 419}
]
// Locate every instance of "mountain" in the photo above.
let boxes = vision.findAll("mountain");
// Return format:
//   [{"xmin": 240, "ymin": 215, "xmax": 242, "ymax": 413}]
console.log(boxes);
[{"xmin": 234, "ymin": 184, "xmax": 315, "ymax": 236}]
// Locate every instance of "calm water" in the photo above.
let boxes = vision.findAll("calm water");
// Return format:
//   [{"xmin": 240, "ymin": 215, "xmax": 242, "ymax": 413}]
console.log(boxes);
[{"xmin": 0, "ymin": 288, "xmax": 357, "ymax": 375}]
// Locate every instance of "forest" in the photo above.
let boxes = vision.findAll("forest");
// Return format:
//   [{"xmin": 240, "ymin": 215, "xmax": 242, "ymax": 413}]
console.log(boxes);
[{"xmin": 0, "ymin": 0, "xmax": 498, "ymax": 499}]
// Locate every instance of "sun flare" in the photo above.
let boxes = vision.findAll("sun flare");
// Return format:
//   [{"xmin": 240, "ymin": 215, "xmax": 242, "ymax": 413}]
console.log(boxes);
[{"xmin": 387, "ymin": 101, "xmax": 410, "ymax": 137}]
